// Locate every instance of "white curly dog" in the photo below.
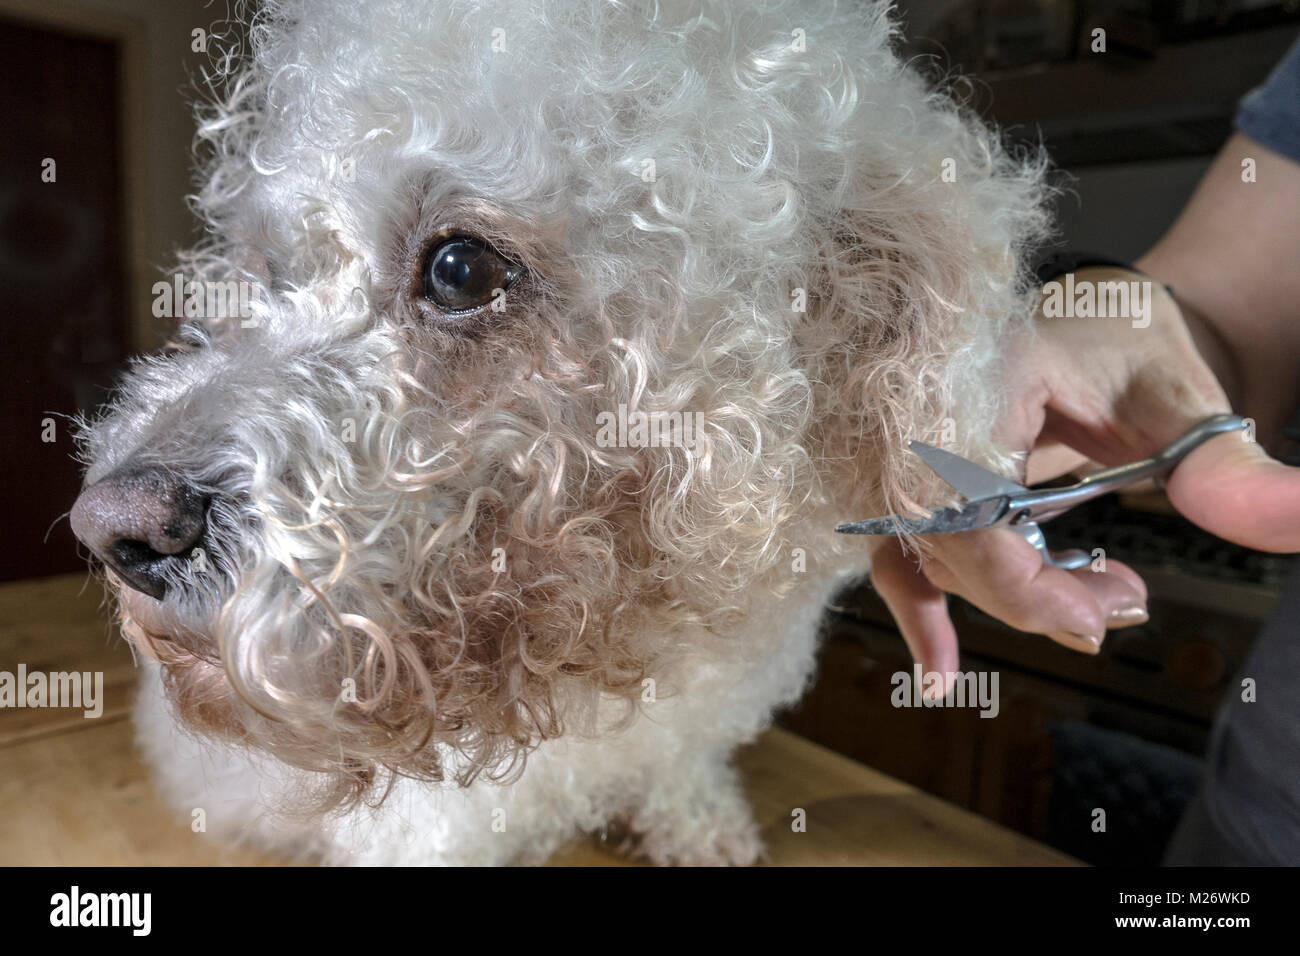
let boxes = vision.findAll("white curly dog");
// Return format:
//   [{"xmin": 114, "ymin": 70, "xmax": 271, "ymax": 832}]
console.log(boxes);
[{"xmin": 70, "ymin": 0, "xmax": 1049, "ymax": 864}]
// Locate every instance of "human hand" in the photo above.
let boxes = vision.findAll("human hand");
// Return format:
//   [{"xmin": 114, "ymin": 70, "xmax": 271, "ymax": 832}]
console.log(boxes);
[{"xmin": 869, "ymin": 267, "xmax": 1300, "ymax": 692}]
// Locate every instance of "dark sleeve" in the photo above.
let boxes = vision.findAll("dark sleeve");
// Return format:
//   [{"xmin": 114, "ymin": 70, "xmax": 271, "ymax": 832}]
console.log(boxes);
[{"xmin": 1234, "ymin": 34, "xmax": 1300, "ymax": 163}]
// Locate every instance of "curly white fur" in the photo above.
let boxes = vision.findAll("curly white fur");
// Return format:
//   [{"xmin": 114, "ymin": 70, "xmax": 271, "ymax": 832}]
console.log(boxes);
[{"xmin": 78, "ymin": 0, "xmax": 1050, "ymax": 864}]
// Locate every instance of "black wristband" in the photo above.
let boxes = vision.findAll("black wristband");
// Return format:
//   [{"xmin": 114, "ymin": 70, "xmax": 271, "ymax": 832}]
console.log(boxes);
[
  {"xmin": 1033, "ymin": 251, "xmax": 1173, "ymax": 295},
  {"xmin": 1035, "ymin": 252, "xmax": 1140, "ymax": 284}
]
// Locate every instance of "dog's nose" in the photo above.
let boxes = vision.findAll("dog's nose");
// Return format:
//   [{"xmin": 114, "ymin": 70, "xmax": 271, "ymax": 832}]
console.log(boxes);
[{"xmin": 70, "ymin": 465, "xmax": 208, "ymax": 600}]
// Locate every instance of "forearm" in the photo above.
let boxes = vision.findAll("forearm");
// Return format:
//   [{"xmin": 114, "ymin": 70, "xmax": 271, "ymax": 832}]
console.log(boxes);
[{"xmin": 1135, "ymin": 133, "xmax": 1300, "ymax": 447}]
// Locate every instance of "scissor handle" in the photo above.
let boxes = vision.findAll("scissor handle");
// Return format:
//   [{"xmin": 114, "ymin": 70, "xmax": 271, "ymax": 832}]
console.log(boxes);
[
  {"xmin": 1005, "ymin": 413, "xmax": 1246, "ymax": 525},
  {"xmin": 1014, "ymin": 520, "xmax": 1093, "ymax": 569}
]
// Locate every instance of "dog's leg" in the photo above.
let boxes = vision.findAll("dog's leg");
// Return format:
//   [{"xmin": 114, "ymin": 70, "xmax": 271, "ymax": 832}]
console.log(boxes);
[
  {"xmin": 613, "ymin": 747, "xmax": 763, "ymax": 867},
  {"xmin": 600, "ymin": 556, "xmax": 862, "ymax": 866},
  {"xmin": 326, "ymin": 772, "xmax": 592, "ymax": 866}
]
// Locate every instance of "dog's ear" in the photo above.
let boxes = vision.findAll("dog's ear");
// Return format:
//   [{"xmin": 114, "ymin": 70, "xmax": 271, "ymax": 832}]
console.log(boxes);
[{"xmin": 805, "ymin": 123, "xmax": 1052, "ymax": 520}]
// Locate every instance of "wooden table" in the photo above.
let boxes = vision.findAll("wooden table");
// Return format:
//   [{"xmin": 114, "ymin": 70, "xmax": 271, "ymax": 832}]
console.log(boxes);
[{"xmin": 0, "ymin": 575, "xmax": 1075, "ymax": 866}]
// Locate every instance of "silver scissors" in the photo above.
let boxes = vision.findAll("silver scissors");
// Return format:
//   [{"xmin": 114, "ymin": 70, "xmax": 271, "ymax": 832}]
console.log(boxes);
[{"xmin": 836, "ymin": 413, "xmax": 1247, "ymax": 569}]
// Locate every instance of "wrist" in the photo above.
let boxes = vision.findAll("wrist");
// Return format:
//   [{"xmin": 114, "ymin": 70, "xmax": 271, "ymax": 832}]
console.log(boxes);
[
  {"xmin": 1129, "ymin": 257, "xmax": 1245, "ymax": 412},
  {"xmin": 1165, "ymin": 292, "xmax": 1244, "ymax": 410},
  {"xmin": 1044, "ymin": 264, "xmax": 1243, "ymax": 408}
]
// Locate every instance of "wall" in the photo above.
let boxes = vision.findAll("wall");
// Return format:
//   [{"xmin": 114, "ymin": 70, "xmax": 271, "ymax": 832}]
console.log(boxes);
[{"xmin": 0, "ymin": 0, "xmax": 238, "ymax": 349}]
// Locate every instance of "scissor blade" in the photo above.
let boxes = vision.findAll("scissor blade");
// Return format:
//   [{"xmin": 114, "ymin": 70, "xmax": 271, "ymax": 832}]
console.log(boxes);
[
  {"xmin": 907, "ymin": 441, "xmax": 1026, "ymax": 502},
  {"xmin": 835, "ymin": 497, "xmax": 1008, "ymax": 535}
]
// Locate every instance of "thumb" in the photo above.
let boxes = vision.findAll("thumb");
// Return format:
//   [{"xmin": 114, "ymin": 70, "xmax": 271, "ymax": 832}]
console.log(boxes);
[{"xmin": 1165, "ymin": 428, "xmax": 1300, "ymax": 553}]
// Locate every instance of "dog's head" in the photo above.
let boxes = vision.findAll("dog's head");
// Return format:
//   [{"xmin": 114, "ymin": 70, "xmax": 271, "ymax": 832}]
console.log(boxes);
[{"xmin": 71, "ymin": 0, "xmax": 1048, "ymax": 805}]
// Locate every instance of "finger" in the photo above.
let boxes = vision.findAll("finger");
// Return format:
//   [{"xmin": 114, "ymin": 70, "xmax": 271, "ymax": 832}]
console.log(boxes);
[
  {"xmin": 1086, "ymin": 557, "xmax": 1150, "ymax": 629},
  {"xmin": 922, "ymin": 528, "xmax": 1146, "ymax": 654},
  {"xmin": 1039, "ymin": 552, "xmax": 1152, "ymax": 630},
  {"xmin": 1166, "ymin": 429, "xmax": 1300, "ymax": 553},
  {"xmin": 1024, "ymin": 439, "xmax": 1094, "ymax": 486},
  {"xmin": 869, "ymin": 537, "xmax": 960, "ymax": 697}
]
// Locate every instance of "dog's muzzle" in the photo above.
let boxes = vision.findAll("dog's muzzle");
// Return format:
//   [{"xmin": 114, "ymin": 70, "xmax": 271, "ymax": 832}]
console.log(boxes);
[{"xmin": 70, "ymin": 465, "xmax": 209, "ymax": 600}]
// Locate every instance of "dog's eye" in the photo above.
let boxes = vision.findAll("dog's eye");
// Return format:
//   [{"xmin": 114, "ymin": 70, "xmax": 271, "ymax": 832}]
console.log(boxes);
[{"xmin": 422, "ymin": 237, "xmax": 519, "ymax": 313}]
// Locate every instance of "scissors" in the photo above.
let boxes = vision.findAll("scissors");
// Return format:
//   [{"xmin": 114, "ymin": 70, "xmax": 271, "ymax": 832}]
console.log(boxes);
[{"xmin": 836, "ymin": 413, "xmax": 1247, "ymax": 570}]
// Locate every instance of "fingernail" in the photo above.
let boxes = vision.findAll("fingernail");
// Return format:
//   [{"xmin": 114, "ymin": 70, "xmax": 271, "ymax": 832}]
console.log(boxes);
[
  {"xmin": 1106, "ymin": 605, "xmax": 1149, "ymax": 629},
  {"xmin": 1050, "ymin": 631, "xmax": 1102, "ymax": 655}
]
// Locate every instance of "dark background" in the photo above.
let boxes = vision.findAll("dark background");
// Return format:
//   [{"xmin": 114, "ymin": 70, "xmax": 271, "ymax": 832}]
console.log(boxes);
[{"xmin": 0, "ymin": 0, "xmax": 217, "ymax": 580}]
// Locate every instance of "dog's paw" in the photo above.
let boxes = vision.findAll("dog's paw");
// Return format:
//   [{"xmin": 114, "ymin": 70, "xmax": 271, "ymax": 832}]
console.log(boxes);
[
  {"xmin": 608, "ymin": 805, "xmax": 764, "ymax": 866},
  {"xmin": 639, "ymin": 819, "xmax": 765, "ymax": 867},
  {"xmin": 605, "ymin": 753, "xmax": 768, "ymax": 866}
]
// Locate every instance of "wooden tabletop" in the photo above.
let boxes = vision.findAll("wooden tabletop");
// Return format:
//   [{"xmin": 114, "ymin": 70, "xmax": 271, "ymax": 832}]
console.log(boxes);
[{"xmin": 0, "ymin": 575, "xmax": 1075, "ymax": 866}]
